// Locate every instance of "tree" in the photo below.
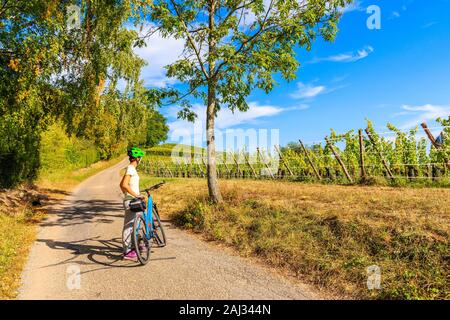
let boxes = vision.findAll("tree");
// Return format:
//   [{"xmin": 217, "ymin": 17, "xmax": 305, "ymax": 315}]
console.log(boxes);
[
  {"xmin": 0, "ymin": 1, "xmax": 67, "ymax": 187},
  {"xmin": 146, "ymin": 110, "xmax": 169, "ymax": 147},
  {"xmin": 147, "ymin": 0, "xmax": 351, "ymax": 202},
  {"xmin": 0, "ymin": 0, "xmax": 151, "ymax": 187}
]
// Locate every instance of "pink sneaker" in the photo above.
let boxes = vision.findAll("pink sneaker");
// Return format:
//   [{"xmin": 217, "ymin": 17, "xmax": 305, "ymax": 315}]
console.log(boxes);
[
  {"xmin": 123, "ymin": 250, "xmax": 137, "ymax": 260},
  {"xmin": 139, "ymin": 244, "xmax": 147, "ymax": 252}
]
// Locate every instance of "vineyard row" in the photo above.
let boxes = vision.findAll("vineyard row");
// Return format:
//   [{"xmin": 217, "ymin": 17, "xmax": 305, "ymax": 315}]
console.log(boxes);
[{"xmin": 141, "ymin": 122, "xmax": 450, "ymax": 185}]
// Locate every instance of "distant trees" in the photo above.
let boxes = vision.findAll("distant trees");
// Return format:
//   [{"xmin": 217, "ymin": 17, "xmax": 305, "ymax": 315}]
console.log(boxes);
[{"xmin": 146, "ymin": 110, "xmax": 169, "ymax": 148}]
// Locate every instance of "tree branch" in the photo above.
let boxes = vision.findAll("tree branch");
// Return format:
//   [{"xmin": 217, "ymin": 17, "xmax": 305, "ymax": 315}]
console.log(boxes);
[
  {"xmin": 160, "ymin": 80, "xmax": 205, "ymax": 106},
  {"xmin": 214, "ymin": 0, "xmax": 275, "ymax": 77},
  {"xmin": 219, "ymin": 0, "xmax": 258, "ymax": 28},
  {"xmin": 169, "ymin": 0, "xmax": 209, "ymax": 80},
  {"xmin": 137, "ymin": 25, "xmax": 162, "ymax": 40},
  {"xmin": 214, "ymin": 4, "xmax": 335, "ymax": 78}
]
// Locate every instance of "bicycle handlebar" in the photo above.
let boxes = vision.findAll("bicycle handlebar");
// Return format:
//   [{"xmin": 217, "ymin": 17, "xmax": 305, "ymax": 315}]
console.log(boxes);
[{"xmin": 143, "ymin": 181, "xmax": 166, "ymax": 195}]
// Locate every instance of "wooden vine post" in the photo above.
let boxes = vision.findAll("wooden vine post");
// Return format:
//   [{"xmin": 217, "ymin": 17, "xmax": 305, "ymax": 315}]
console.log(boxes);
[
  {"xmin": 223, "ymin": 159, "xmax": 231, "ymax": 177},
  {"xmin": 325, "ymin": 137, "xmax": 354, "ymax": 183},
  {"xmin": 154, "ymin": 161, "xmax": 159, "ymax": 176},
  {"xmin": 145, "ymin": 160, "xmax": 150, "ymax": 174},
  {"xmin": 358, "ymin": 129, "xmax": 367, "ymax": 179},
  {"xmin": 421, "ymin": 122, "xmax": 440, "ymax": 147},
  {"xmin": 199, "ymin": 158, "xmax": 206, "ymax": 177},
  {"xmin": 244, "ymin": 151, "xmax": 258, "ymax": 178},
  {"xmin": 421, "ymin": 122, "xmax": 450, "ymax": 170},
  {"xmin": 201, "ymin": 157, "xmax": 207, "ymax": 172},
  {"xmin": 175, "ymin": 162, "xmax": 180, "ymax": 177},
  {"xmin": 232, "ymin": 152, "xmax": 241, "ymax": 177},
  {"xmin": 365, "ymin": 128, "xmax": 395, "ymax": 180},
  {"xmin": 156, "ymin": 161, "xmax": 163, "ymax": 177},
  {"xmin": 274, "ymin": 145, "xmax": 294, "ymax": 176},
  {"xmin": 298, "ymin": 139, "xmax": 322, "ymax": 180},
  {"xmin": 256, "ymin": 148, "xmax": 275, "ymax": 179}
]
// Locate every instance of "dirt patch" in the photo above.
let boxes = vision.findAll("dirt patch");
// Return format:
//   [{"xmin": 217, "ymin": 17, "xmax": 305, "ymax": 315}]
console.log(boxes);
[{"xmin": 0, "ymin": 186, "xmax": 49, "ymax": 216}]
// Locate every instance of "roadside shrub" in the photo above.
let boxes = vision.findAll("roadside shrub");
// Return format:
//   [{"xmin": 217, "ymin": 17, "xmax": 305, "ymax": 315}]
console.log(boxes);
[{"xmin": 39, "ymin": 123, "xmax": 100, "ymax": 176}]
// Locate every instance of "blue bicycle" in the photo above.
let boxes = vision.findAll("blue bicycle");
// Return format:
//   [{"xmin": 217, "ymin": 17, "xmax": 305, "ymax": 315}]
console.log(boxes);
[{"xmin": 132, "ymin": 182, "xmax": 167, "ymax": 265}]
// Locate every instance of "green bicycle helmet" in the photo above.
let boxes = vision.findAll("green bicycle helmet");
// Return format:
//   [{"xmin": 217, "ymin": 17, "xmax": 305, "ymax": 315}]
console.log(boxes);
[{"xmin": 127, "ymin": 147, "xmax": 145, "ymax": 158}]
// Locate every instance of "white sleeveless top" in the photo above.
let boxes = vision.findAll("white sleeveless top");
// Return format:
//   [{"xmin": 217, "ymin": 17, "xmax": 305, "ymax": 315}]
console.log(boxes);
[{"xmin": 124, "ymin": 164, "xmax": 140, "ymax": 198}]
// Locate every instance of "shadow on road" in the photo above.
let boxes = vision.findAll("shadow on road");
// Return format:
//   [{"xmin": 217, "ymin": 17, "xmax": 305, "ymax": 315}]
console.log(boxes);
[
  {"xmin": 40, "ymin": 199, "xmax": 124, "ymax": 227},
  {"xmin": 37, "ymin": 236, "xmax": 176, "ymax": 272},
  {"xmin": 39, "ymin": 188, "xmax": 72, "ymax": 196}
]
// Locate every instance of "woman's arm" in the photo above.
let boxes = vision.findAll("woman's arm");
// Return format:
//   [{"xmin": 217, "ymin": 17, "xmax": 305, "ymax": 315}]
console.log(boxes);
[{"xmin": 119, "ymin": 175, "xmax": 140, "ymax": 198}]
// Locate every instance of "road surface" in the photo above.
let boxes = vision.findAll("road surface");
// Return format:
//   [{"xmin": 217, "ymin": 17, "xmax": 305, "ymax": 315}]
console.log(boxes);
[{"xmin": 19, "ymin": 158, "xmax": 317, "ymax": 299}]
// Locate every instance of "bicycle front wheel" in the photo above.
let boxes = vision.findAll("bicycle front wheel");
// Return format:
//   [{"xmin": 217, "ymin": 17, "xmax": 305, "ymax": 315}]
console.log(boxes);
[
  {"xmin": 132, "ymin": 214, "xmax": 151, "ymax": 265},
  {"xmin": 152, "ymin": 204, "xmax": 166, "ymax": 247}
]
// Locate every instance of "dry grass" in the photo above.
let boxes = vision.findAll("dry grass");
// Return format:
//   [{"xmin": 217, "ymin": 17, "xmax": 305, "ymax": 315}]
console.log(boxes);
[
  {"xmin": 0, "ymin": 206, "xmax": 45, "ymax": 299},
  {"xmin": 143, "ymin": 176, "xmax": 450, "ymax": 300}
]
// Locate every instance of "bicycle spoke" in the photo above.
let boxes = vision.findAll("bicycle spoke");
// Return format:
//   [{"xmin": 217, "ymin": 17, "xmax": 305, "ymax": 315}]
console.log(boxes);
[{"xmin": 133, "ymin": 215, "xmax": 151, "ymax": 264}]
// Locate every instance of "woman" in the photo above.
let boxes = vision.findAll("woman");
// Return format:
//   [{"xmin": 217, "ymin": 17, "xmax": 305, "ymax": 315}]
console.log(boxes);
[{"xmin": 119, "ymin": 147, "xmax": 145, "ymax": 260}]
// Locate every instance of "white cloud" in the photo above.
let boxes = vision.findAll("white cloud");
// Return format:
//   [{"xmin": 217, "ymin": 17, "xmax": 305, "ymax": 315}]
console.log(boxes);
[
  {"xmin": 289, "ymin": 104, "xmax": 310, "ymax": 111},
  {"xmin": 289, "ymin": 82, "xmax": 327, "ymax": 99},
  {"xmin": 131, "ymin": 25, "xmax": 185, "ymax": 88},
  {"xmin": 289, "ymin": 79, "xmax": 348, "ymax": 101},
  {"xmin": 422, "ymin": 21, "xmax": 438, "ymax": 29},
  {"xmin": 331, "ymin": 74, "xmax": 349, "ymax": 83},
  {"xmin": 311, "ymin": 46, "xmax": 374, "ymax": 64},
  {"xmin": 290, "ymin": 82, "xmax": 326, "ymax": 99},
  {"xmin": 397, "ymin": 104, "xmax": 450, "ymax": 129},
  {"xmin": 391, "ymin": 11, "xmax": 401, "ymax": 18},
  {"xmin": 339, "ymin": 0, "xmax": 365, "ymax": 14},
  {"xmin": 170, "ymin": 101, "xmax": 284, "ymax": 131}
]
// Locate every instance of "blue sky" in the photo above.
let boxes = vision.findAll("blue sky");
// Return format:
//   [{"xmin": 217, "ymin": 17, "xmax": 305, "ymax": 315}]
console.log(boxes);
[{"xmin": 135, "ymin": 0, "xmax": 450, "ymax": 147}]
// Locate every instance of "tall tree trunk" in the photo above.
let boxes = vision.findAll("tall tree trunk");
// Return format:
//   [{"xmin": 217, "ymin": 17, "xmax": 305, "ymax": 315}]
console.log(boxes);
[
  {"xmin": 206, "ymin": 0, "xmax": 223, "ymax": 203},
  {"xmin": 206, "ymin": 80, "xmax": 222, "ymax": 203}
]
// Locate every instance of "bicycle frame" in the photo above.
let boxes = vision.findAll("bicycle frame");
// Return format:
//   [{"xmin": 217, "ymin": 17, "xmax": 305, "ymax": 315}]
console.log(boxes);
[
  {"xmin": 137, "ymin": 192, "xmax": 153, "ymax": 241},
  {"xmin": 134, "ymin": 182, "xmax": 165, "ymax": 243}
]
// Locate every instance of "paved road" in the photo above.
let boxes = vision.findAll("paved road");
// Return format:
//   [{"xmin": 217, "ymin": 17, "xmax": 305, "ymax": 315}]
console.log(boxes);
[{"xmin": 19, "ymin": 159, "xmax": 317, "ymax": 299}]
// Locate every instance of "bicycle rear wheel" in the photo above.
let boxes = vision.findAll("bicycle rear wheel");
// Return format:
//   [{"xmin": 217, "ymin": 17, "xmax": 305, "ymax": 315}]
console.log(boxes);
[
  {"xmin": 132, "ymin": 214, "xmax": 151, "ymax": 265},
  {"xmin": 152, "ymin": 204, "xmax": 166, "ymax": 247}
]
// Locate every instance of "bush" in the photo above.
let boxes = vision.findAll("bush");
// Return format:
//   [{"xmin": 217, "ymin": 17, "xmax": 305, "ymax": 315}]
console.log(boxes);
[
  {"xmin": 0, "ymin": 117, "xmax": 41, "ymax": 188},
  {"xmin": 39, "ymin": 123, "xmax": 100, "ymax": 175}
]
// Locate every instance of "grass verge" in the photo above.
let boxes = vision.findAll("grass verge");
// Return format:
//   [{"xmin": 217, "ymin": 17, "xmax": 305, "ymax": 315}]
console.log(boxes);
[
  {"xmin": 146, "ymin": 177, "xmax": 449, "ymax": 300},
  {"xmin": 0, "ymin": 207, "xmax": 44, "ymax": 299}
]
